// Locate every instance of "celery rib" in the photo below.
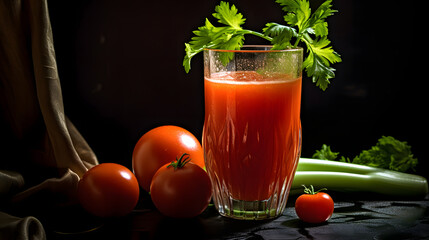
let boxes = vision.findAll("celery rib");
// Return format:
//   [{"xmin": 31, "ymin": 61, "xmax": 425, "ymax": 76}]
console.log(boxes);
[
  {"xmin": 290, "ymin": 158, "xmax": 428, "ymax": 199},
  {"xmin": 297, "ymin": 158, "xmax": 379, "ymax": 174}
]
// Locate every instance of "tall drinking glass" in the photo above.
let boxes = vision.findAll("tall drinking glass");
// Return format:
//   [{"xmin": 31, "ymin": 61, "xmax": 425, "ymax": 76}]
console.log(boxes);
[{"xmin": 203, "ymin": 46, "xmax": 303, "ymax": 220}]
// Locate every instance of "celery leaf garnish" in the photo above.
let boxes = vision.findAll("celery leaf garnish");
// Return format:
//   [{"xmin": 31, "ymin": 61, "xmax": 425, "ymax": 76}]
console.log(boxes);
[{"xmin": 183, "ymin": 0, "xmax": 342, "ymax": 90}]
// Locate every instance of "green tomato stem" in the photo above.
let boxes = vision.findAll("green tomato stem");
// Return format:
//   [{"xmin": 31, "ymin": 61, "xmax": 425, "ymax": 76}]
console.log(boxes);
[
  {"xmin": 168, "ymin": 153, "xmax": 191, "ymax": 170},
  {"xmin": 302, "ymin": 185, "xmax": 327, "ymax": 195}
]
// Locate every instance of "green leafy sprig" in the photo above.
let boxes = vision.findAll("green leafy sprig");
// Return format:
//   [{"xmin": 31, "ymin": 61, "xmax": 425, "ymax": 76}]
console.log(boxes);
[
  {"xmin": 183, "ymin": 0, "xmax": 342, "ymax": 91},
  {"xmin": 312, "ymin": 136, "xmax": 419, "ymax": 173}
]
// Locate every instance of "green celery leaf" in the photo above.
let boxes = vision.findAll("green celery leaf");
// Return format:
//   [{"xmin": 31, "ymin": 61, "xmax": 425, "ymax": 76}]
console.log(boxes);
[
  {"xmin": 312, "ymin": 144, "xmax": 339, "ymax": 160},
  {"xmin": 276, "ymin": 0, "xmax": 311, "ymax": 30},
  {"xmin": 353, "ymin": 136, "xmax": 418, "ymax": 173},
  {"xmin": 218, "ymin": 34, "xmax": 245, "ymax": 65},
  {"xmin": 213, "ymin": 1, "xmax": 245, "ymax": 30},
  {"xmin": 303, "ymin": 36, "xmax": 341, "ymax": 90},
  {"xmin": 308, "ymin": 0, "xmax": 337, "ymax": 37},
  {"xmin": 312, "ymin": 22, "xmax": 328, "ymax": 37},
  {"xmin": 310, "ymin": 37, "xmax": 341, "ymax": 65},
  {"xmin": 183, "ymin": 43, "xmax": 194, "ymax": 73},
  {"xmin": 263, "ymin": 22, "xmax": 296, "ymax": 49},
  {"xmin": 303, "ymin": 49, "xmax": 334, "ymax": 90},
  {"xmin": 183, "ymin": 2, "xmax": 246, "ymax": 72}
]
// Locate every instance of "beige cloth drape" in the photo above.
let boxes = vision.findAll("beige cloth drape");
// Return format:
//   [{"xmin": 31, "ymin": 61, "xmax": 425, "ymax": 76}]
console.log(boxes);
[{"xmin": 0, "ymin": 0, "xmax": 99, "ymax": 239}]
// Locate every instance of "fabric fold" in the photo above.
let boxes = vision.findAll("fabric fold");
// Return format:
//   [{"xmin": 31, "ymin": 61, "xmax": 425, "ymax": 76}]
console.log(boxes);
[
  {"xmin": 1, "ymin": 0, "xmax": 99, "ymax": 239},
  {"xmin": 0, "ymin": 212, "xmax": 46, "ymax": 240}
]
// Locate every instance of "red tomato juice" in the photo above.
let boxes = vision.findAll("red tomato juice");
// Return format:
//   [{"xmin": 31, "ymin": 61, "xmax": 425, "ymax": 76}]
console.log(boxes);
[{"xmin": 203, "ymin": 71, "xmax": 302, "ymax": 202}]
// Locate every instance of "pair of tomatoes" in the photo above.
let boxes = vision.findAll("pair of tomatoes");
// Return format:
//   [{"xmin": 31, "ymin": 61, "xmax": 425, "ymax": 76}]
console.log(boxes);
[
  {"xmin": 132, "ymin": 125, "xmax": 212, "ymax": 218},
  {"xmin": 78, "ymin": 125, "xmax": 212, "ymax": 219}
]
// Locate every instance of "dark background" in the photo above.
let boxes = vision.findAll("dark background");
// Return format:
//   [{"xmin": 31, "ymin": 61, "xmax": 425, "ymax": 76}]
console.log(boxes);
[{"xmin": 47, "ymin": 0, "xmax": 428, "ymax": 179}]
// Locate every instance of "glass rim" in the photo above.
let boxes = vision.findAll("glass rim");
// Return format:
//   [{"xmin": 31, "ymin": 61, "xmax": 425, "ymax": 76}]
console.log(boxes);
[{"xmin": 204, "ymin": 45, "xmax": 303, "ymax": 53}]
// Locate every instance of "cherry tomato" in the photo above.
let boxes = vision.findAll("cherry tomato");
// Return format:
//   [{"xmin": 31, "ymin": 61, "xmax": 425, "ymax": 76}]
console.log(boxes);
[
  {"xmin": 78, "ymin": 163, "xmax": 140, "ymax": 217},
  {"xmin": 295, "ymin": 185, "xmax": 334, "ymax": 223},
  {"xmin": 132, "ymin": 125, "xmax": 205, "ymax": 192},
  {"xmin": 150, "ymin": 153, "xmax": 212, "ymax": 218}
]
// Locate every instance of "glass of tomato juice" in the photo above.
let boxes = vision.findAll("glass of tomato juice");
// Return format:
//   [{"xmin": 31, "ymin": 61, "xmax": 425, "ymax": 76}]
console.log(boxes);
[{"xmin": 202, "ymin": 46, "xmax": 303, "ymax": 220}]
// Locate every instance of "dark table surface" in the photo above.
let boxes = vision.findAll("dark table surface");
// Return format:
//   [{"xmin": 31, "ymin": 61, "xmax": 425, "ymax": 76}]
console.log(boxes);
[{"xmin": 41, "ymin": 192, "xmax": 429, "ymax": 240}]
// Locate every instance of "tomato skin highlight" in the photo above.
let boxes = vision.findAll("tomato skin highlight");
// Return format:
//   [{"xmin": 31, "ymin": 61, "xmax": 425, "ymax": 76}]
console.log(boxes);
[
  {"xmin": 295, "ymin": 192, "xmax": 334, "ymax": 223},
  {"xmin": 78, "ymin": 163, "xmax": 140, "ymax": 217},
  {"xmin": 132, "ymin": 125, "xmax": 205, "ymax": 192},
  {"xmin": 150, "ymin": 162, "xmax": 212, "ymax": 218}
]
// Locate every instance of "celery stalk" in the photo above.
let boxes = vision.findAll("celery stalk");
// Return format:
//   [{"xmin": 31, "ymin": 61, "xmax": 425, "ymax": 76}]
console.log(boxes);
[{"xmin": 290, "ymin": 158, "xmax": 428, "ymax": 199}]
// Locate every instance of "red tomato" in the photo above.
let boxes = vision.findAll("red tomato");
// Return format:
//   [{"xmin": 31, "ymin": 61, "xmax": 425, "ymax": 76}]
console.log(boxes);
[
  {"xmin": 78, "ymin": 163, "xmax": 140, "ymax": 217},
  {"xmin": 132, "ymin": 125, "xmax": 205, "ymax": 192},
  {"xmin": 150, "ymin": 153, "xmax": 212, "ymax": 218},
  {"xmin": 295, "ymin": 185, "xmax": 334, "ymax": 223}
]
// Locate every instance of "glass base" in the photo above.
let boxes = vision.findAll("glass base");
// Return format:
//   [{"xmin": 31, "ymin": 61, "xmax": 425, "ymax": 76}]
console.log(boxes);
[{"xmin": 216, "ymin": 197, "xmax": 285, "ymax": 220}]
